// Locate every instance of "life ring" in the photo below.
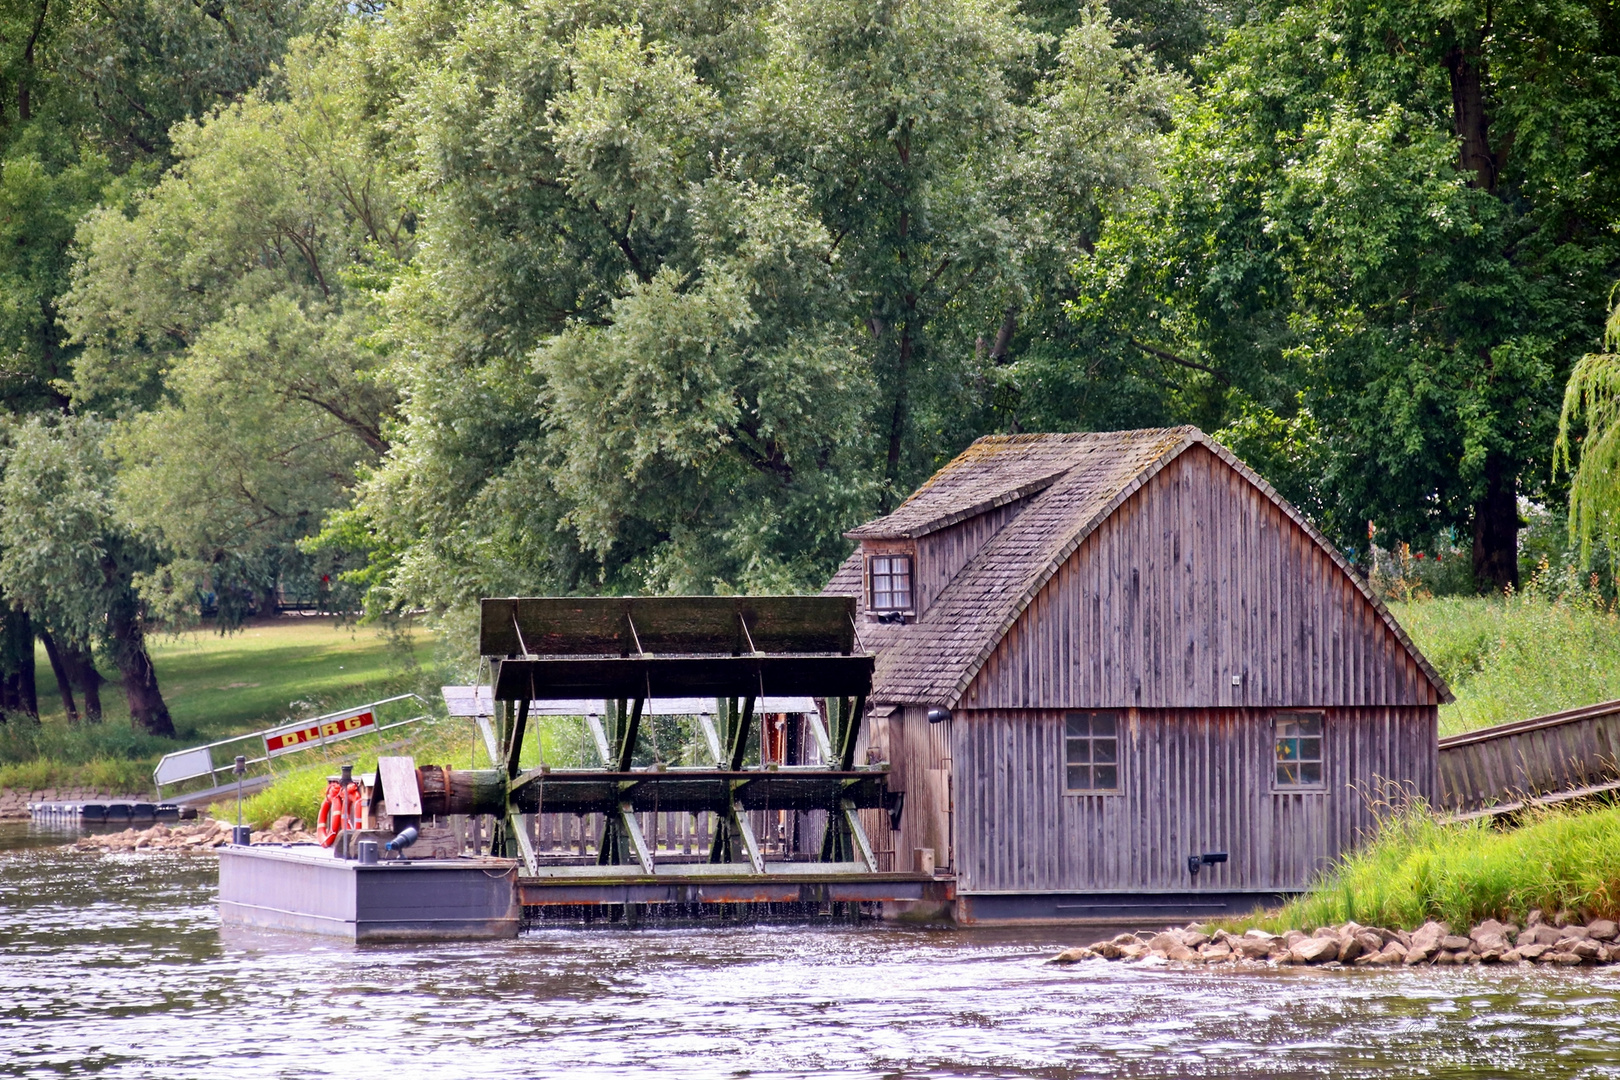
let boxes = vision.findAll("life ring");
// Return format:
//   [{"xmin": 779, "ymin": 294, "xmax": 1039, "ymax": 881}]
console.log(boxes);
[
  {"xmin": 317, "ymin": 779, "xmax": 365, "ymax": 847},
  {"xmin": 341, "ymin": 781, "xmax": 364, "ymax": 833},
  {"xmin": 317, "ymin": 781, "xmax": 343, "ymax": 847}
]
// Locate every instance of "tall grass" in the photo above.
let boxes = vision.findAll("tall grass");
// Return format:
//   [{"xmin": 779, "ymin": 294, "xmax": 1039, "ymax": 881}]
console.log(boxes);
[
  {"xmin": 1389, "ymin": 564, "xmax": 1620, "ymax": 735},
  {"xmin": 1234, "ymin": 800, "xmax": 1620, "ymax": 933}
]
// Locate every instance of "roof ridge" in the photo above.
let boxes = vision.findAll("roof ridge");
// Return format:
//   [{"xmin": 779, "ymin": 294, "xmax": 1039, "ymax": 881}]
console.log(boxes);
[{"xmin": 847, "ymin": 426, "xmax": 1201, "ymax": 541}]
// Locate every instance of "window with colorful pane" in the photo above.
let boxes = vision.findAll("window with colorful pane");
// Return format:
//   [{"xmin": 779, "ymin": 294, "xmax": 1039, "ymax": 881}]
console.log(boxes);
[
  {"xmin": 1065, "ymin": 711, "xmax": 1119, "ymax": 792},
  {"xmin": 1274, "ymin": 713, "xmax": 1324, "ymax": 787}
]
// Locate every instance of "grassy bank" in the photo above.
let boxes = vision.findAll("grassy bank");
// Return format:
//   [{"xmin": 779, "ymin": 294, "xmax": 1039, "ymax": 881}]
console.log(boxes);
[
  {"xmin": 1389, "ymin": 586, "xmax": 1620, "ymax": 735},
  {"xmin": 1231, "ymin": 801, "xmax": 1620, "ymax": 934},
  {"xmin": 0, "ymin": 616, "xmax": 438, "ymax": 795},
  {"xmin": 212, "ymin": 716, "xmax": 484, "ymax": 828}
]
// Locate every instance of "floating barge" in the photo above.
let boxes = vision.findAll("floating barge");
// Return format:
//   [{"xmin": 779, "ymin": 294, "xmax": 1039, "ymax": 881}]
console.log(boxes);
[
  {"xmin": 219, "ymin": 844, "xmax": 949, "ymax": 940},
  {"xmin": 219, "ymin": 845, "xmax": 520, "ymax": 941}
]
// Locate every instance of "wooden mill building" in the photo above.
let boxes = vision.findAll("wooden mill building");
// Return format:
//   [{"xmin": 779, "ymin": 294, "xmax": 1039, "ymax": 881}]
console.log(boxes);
[{"xmin": 824, "ymin": 426, "xmax": 1451, "ymax": 923}]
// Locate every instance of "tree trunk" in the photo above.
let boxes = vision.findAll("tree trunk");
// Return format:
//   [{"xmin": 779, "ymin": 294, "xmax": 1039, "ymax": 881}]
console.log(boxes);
[
  {"xmin": 0, "ymin": 609, "xmax": 38, "ymax": 720},
  {"xmin": 106, "ymin": 590, "xmax": 173, "ymax": 737},
  {"xmin": 15, "ymin": 611, "xmax": 36, "ymax": 718},
  {"xmin": 1445, "ymin": 40, "xmax": 1498, "ymax": 192},
  {"xmin": 37, "ymin": 626, "xmax": 80, "ymax": 725},
  {"xmin": 1472, "ymin": 453, "xmax": 1521, "ymax": 593},
  {"xmin": 61, "ymin": 638, "xmax": 103, "ymax": 723}
]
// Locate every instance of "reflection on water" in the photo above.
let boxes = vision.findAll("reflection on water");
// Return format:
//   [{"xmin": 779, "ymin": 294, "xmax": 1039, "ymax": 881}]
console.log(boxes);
[{"xmin": 5, "ymin": 823, "xmax": 1620, "ymax": 1079}]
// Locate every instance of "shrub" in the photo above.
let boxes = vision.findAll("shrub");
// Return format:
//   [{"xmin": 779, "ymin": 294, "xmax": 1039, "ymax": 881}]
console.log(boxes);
[{"xmin": 1390, "ymin": 560, "xmax": 1620, "ymax": 734}]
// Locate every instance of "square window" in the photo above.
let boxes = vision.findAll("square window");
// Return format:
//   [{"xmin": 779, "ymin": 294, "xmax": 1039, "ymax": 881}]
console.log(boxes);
[
  {"xmin": 868, "ymin": 554, "xmax": 914, "ymax": 612},
  {"xmin": 1275, "ymin": 714, "xmax": 1324, "ymax": 788},
  {"xmin": 1065, "ymin": 711, "xmax": 1121, "ymax": 792}
]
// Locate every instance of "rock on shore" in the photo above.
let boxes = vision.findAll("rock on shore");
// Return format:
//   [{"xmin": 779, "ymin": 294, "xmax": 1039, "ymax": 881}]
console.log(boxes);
[
  {"xmin": 1050, "ymin": 910, "xmax": 1620, "ymax": 968},
  {"xmin": 68, "ymin": 816, "xmax": 318, "ymax": 853}
]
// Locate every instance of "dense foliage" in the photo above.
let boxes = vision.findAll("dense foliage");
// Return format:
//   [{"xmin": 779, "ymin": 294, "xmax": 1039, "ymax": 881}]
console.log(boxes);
[{"xmin": 0, "ymin": 0, "xmax": 1616, "ymax": 730}]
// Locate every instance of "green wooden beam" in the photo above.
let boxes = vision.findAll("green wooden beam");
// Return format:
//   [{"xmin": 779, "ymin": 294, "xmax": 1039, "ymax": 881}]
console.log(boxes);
[{"xmin": 726, "ymin": 695, "xmax": 756, "ymax": 771}]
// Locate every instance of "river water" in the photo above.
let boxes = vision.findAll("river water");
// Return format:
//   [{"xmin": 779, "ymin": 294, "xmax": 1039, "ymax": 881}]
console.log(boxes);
[{"xmin": 6, "ymin": 823, "xmax": 1620, "ymax": 1079}]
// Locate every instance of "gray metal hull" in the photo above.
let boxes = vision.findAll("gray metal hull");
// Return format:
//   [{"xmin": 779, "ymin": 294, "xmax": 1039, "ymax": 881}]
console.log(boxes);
[{"xmin": 218, "ymin": 845, "xmax": 520, "ymax": 942}]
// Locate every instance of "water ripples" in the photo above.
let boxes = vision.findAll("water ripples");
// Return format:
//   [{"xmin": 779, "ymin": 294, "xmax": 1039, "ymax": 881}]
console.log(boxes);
[{"xmin": 6, "ymin": 826, "xmax": 1620, "ymax": 1078}]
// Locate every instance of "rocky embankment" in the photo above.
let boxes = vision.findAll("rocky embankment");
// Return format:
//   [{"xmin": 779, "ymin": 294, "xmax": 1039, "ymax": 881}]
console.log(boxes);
[
  {"xmin": 0, "ymin": 788, "xmax": 122, "ymax": 819},
  {"xmin": 68, "ymin": 816, "xmax": 317, "ymax": 853},
  {"xmin": 1054, "ymin": 912, "xmax": 1620, "ymax": 967}
]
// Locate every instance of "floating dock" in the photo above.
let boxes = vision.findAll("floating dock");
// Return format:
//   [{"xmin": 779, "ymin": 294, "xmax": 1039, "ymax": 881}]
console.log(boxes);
[{"xmin": 30, "ymin": 801, "xmax": 197, "ymax": 824}]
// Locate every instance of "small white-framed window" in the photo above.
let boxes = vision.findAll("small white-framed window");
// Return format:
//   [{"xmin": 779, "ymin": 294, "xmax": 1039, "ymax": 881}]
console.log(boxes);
[
  {"xmin": 1065, "ymin": 711, "xmax": 1120, "ymax": 792},
  {"xmin": 867, "ymin": 554, "xmax": 914, "ymax": 612},
  {"xmin": 1274, "ymin": 713, "xmax": 1324, "ymax": 788}
]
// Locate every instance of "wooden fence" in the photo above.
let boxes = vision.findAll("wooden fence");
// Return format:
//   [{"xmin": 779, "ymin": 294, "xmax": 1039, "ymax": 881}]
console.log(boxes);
[{"xmin": 1438, "ymin": 699, "xmax": 1620, "ymax": 817}]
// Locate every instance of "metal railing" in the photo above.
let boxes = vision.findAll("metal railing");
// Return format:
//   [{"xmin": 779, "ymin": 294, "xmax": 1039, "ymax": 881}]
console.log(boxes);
[{"xmin": 152, "ymin": 693, "xmax": 432, "ymax": 798}]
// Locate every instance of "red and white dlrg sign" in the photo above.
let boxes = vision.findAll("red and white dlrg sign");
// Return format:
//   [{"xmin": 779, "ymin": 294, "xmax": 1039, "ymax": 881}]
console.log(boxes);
[{"xmin": 262, "ymin": 710, "xmax": 376, "ymax": 757}]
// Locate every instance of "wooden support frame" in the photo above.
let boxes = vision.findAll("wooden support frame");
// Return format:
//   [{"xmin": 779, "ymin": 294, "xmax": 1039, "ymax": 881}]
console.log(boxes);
[
  {"xmin": 697, "ymin": 712, "xmax": 725, "ymax": 766},
  {"xmin": 617, "ymin": 800, "xmax": 654, "ymax": 873},
  {"xmin": 730, "ymin": 800, "xmax": 764, "ymax": 873},
  {"xmin": 615, "ymin": 698, "xmax": 645, "ymax": 771},
  {"xmin": 726, "ymin": 695, "xmax": 756, "ymax": 771},
  {"xmin": 493, "ymin": 654, "xmax": 873, "ymax": 701},
  {"xmin": 841, "ymin": 798, "xmax": 876, "ymax": 872},
  {"xmin": 836, "ymin": 694, "xmax": 867, "ymax": 771},
  {"xmin": 584, "ymin": 713, "xmax": 612, "ymax": 765}
]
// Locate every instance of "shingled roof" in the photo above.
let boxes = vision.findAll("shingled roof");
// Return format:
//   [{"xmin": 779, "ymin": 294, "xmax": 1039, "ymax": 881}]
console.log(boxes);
[{"xmin": 825, "ymin": 427, "xmax": 1452, "ymax": 707}]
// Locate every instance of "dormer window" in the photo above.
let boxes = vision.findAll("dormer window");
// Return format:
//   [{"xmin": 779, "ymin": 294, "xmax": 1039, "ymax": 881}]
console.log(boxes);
[{"xmin": 867, "ymin": 553, "xmax": 914, "ymax": 613}]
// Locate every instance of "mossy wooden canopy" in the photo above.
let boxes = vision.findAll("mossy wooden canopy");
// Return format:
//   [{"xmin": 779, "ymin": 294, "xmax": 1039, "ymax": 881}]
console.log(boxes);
[{"xmin": 482, "ymin": 596, "xmax": 873, "ymax": 702}]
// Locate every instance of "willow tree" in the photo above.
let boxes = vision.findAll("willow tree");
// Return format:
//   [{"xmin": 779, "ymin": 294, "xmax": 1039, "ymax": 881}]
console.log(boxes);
[
  {"xmin": 1556, "ymin": 291, "xmax": 1620, "ymax": 572},
  {"xmin": 62, "ymin": 38, "xmax": 406, "ymax": 626},
  {"xmin": 0, "ymin": 416, "xmax": 173, "ymax": 736},
  {"xmin": 334, "ymin": 0, "xmax": 1176, "ymax": 614}
]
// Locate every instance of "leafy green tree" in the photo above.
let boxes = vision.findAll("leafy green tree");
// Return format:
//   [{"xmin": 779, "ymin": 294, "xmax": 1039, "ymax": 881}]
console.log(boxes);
[
  {"xmin": 0, "ymin": 416, "xmax": 172, "ymax": 735},
  {"xmin": 337, "ymin": 0, "xmax": 1174, "ymax": 618},
  {"xmin": 1069, "ymin": 0, "xmax": 1620, "ymax": 589},
  {"xmin": 0, "ymin": 0, "xmax": 319, "ymax": 715},
  {"xmin": 61, "ymin": 39, "xmax": 405, "ymax": 622}
]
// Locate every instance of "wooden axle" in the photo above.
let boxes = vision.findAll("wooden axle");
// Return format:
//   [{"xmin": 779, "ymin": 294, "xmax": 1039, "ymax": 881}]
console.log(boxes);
[{"xmin": 413, "ymin": 765, "xmax": 895, "ymax": 819}]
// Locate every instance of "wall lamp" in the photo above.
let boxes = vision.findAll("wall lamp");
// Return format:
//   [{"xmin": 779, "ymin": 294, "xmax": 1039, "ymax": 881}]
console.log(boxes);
[
  {"xmin": 1187, "ymin": 851, "xmax": 1229, "ymax": 876},
  {"xmin": 927, "ymin": 708, "xmax": 952, "ymax": 724}
]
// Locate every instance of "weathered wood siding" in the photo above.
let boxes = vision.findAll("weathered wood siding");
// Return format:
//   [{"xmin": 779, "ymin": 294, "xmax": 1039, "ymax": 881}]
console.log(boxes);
[
  {"xmin": 913, "ymin": 502, "xmax": 1026, "ymax": 619},
  {"xmin": 952, "ymin": 706, "xmax": 1436, "ymax": 894},
  {"xmin": 1438, "ymin": 699, "xmax": 1620, "ymax": 813},
  {"xmin": 857, "ymin": 706, "xmax": 953, "ymax": 873},
  {"xmin": 959, "ymin": 445, "xmax": 1437, "ymax": 711}
]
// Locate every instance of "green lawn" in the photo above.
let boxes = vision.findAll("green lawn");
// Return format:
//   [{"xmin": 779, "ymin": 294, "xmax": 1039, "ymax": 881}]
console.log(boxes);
[
  {"xmin": 1, "ymin": 616, "xmax": 439, "ymax": 794},
  {"xmin": 35, "ymin": 617, "xmax": 436, "ymax": 742}
]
